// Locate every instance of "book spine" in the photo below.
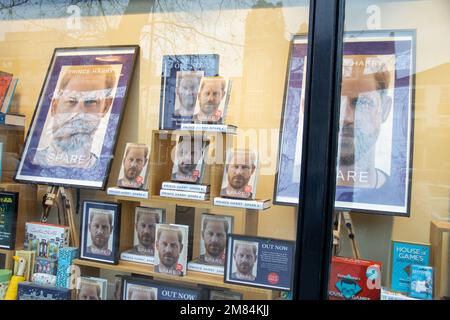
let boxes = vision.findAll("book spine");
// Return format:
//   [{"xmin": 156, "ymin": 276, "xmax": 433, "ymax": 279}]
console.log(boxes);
[
  {"xmin": 160, "ymin": 189, "xmax": 208, "ymax": 201},
  {"xmin": 162, "ymin": 182, "xmax": 208, "ymax": 193},
  {"xmin": 214, "ymin": 197, "xmax": 265, "ymax": 210}
]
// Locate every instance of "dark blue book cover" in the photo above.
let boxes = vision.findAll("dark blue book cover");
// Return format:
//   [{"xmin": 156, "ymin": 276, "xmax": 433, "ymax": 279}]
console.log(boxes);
[
  {"xmin": 225, "ymin": 234, "xmax": 295, "ymax": 291},
  {"xmin": 122, "ymin": 276, "xmax": 206, "ymax": 300},
  {"xmin": 18, "ymin": 282, "xmax": 71, "ymax": 300},
  {"xmin": 159, "ymin": 54, "xmax": 219, "ymax": 130}
]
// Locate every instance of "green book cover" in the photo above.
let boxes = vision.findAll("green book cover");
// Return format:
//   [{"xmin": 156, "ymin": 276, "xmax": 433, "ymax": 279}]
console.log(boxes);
[{"xmin": 0, "ymin": 191, "xmax": 18, "ymax": 249}]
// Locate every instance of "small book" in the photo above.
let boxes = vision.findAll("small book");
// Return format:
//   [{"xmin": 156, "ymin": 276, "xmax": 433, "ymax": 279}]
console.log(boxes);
[
  {"xmin": 220, "ymin": 149, "xmax": 259, "ymax": 200},
  {"xmin": 0, "ymin": 72, "xmax": 13, "ymax": 109},
  {"xmin": 171, "ymin": 135, "xmax": 209, "ymax": 184},
  {"xmin": 0, "ymin": 78, "xmax": 18, "ymax": 114},
  {"xmin": 154, "ymin": 224, "xmax": 189, "ymax": 277},
  {"xmin": 409, "ymin": 265, "xmax": 433, "ymax": 300},
  {"xmin": 0, "ymin": 113, "xmax": 25, "ymax": 127}
]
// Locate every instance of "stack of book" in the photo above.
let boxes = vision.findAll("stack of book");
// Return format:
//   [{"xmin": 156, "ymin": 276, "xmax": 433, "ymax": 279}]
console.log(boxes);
[
  {"xmin": 0, "ymin": 71, "xmax": 25, "ymax": 183},
  {"xmin": 0, "ymin": 71, "xmax": 24, "ymax": 126}
]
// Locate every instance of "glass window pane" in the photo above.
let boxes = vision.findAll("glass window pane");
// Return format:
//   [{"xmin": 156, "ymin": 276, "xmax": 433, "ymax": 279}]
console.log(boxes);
[
  {"xmin": 329, "ymin": 0, "xmax": 450, "ymax": 301},
  {"xmin": 0, "ymin": 0, "xmax": 310, "ymax": 301}
]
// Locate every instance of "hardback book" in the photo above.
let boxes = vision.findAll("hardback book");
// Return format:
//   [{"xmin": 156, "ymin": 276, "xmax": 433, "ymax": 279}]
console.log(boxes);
[
  {"xmin": 171, "ymin": 135, "xmax": 209, "ymax": 184},
  {"xmin": 159, "ymin": 54, "xmax": 220, "ymax": 130},
  {"xmin": 213, "ymin": 197, "xmax": 271, "ymax": 210},
  {"xmin": 409, "ymin": 265, "xmax": 433, "ymax": 300},
  {"xmin": 0, "ymin": 78, "xmax": 18, "ymax": 114},
  {"xmin": 220, "ymin": 149, "xmax": 259, "ymax": 200},
  {"xmin": 154, "ymin": 224, "xmax": 189, "ymax": 277},
  {"xmin": 0, "ymin": 113, "xmax": 25, "ymax": 127},
  {"xmin": 160, "ymin": 189, "xmax": 210, "ymax": 201},
  {"xmin": 209, "ymin": 289, "xmax": 243, "ymax": 300},
  {"xmin": 77, "ymin": 276, "xmax": 108, "ymax": 300},
  {"xmin": 0, "ymin": 191, "xmax": 18, "ymax": 249},
  {"xmin": 162, "ymin": 181, "xmax": 210, "ymax": 193},
  {"xmin": 328, "ymin": 256, "xmax": 382, "ymax": 300},
  {"xmin": 390, "ymin": 241, "xmax": 430, "ymax": 294},
  {"xmin": 121, "ymin": 206, "xmax": 166, "ymax": 264},
  {"xmin": 0, "ymin": 72, "xmax": 13, "ymax": 109},
  {"xmin": 24, "ymin": 222, "xmax": 70, "ymax": 260},
  {"xmin": 192, "ymin": 77, "xmax": 232, "ymax": 124},
  {"xmin": 194, "ymin": 213, "xmax": 234, "ymax": 267},
  {"xmin": 117, "ymin": 143, "xmax": 150, "ymax": 190},
  {"xmin": 18, "ymin": 282, "xmax": 71, "ymax": 300},
  {"xmin": 381, "ymin": 287, "xmax": 418, "ymax": 300}
]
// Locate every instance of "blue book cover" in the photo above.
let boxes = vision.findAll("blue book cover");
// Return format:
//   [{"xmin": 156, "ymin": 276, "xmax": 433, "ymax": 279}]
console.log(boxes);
[
  {"xmin": 159, "ymin": 54, "xmax": 219, "ymax": 130},
  {"xmin": 18, "ymin": 282, "xmax": 71, "ymax": 300},
  {"xmin": 391, "ymin": 241, "xmax": 430, "ymax": 293},
  {"xmin": 409, "ymin": 265, "xmax": 433, "ymax": 300}
]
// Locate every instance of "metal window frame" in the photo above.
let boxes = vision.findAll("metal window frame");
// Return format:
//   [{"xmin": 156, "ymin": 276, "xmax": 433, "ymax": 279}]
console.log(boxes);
[{"xmin": 293, "ymin": 0, "xmax": 345, "ymax": 300}]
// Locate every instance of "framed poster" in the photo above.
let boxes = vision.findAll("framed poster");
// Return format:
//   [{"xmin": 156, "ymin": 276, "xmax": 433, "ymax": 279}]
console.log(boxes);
[
  {"xmin": 274, "ymin": 30, "xmax": 415, "ymax": 216},
  {"xmin": 224, "ymin": 234, "xmax": 295, "ymax": 291},
  {"xmin": 273, "ymin": 35, "xmax": 308, "ymax": 206},
  {"xmin": 80, "ymin": 200, "xmax": 121, "ymax": 264},
  {"xmin": 15, "ymin": 45, "xmax": 139, "ymax": 189},
  {"xmin": 159, "ymin": 54, "xmax": 220, "ymax": 130}
]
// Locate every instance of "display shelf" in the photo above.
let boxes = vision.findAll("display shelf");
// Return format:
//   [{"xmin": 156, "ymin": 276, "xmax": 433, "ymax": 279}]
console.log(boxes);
[
  {"xmin": 73, "ymin": 258, "xmax": 276, "ymax": 299},
  {"xmin": 0, "ymin": 248, "xmax": 14, "ymax": 269},
  {"xmin": 430, "ymin": 220, "xmax": 450, "ymax": 300}
]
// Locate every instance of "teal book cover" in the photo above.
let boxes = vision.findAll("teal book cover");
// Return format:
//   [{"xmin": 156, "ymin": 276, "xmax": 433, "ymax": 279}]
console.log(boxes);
[
  {"xmin": 409, "ymin": 265, "xmax": 433, "ymax": 300},
  {"xmin": 391, "ymin": 241, "xmax": 430, "ymax": 293},
  {"xmin": 0, "ymin": 191, "xmax": 19, "ymax": 249}
]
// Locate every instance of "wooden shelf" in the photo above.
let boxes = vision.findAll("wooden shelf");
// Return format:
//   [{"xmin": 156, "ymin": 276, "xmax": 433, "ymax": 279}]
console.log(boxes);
[
  {"xmin": 0, "ymin": 248, "xmax": 15, "ymax": 269},
  {"xmin": 73, "ymin": 258, "xmax": 275, "ymax": 299}
]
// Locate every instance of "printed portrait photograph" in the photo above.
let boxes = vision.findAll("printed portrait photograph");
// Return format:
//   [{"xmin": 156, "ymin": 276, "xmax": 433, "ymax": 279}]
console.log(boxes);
[
  {"xmin": 125, "ymin": 283, "xmax": 157, "ymax": 300},
  {"xmin": 77, "ymin": 277, "xmax": 107, "ymax": 300},
  {"xmin": 193, "ymin": 76, "xmax": 230, "ymax": 124},
  {"xmin": 197, "ymin": 214, "xmax": 233, "ymax": 266},
  {"xmin": 220, "ymin": 149, "xmax": 258, "ymax": 200},
  {"xmin": 334, "ymin": 31, "xmax": 414, "ymax": 215},
  {"xmin": 127, "ymin": 207, "xmax": 165, "ymax": 257},
  {"xmin": 228, "ymin": 239, "xmax": 259, "ymax": 282},
  {"xmin": 15, "ymin": 46, "xmax": 138, "ymax": 189},
  {"xmin": 154, "ymin": 224, "xmax": 188, "ymax": 277},
  {"xmin": 117, "ymin": 143, "xmax": 150, "ymax": 190},
  {"xmin": 173, "ymin": 70, "xmax": 203, "ymax": 118},
  {"xmin": 171, "ymin": 135, "xmax": 209, "ymax": 184},
  {"xmin": 275, "ymin": 31, "xmax": 414, "ymax": 215},
  {"xmin": 32, "ymin": 64, "xmax": 121, "ymax": 170},
  {"xmin": 80, "ymin": 201, "xmax": 121, "ymax": 264}
]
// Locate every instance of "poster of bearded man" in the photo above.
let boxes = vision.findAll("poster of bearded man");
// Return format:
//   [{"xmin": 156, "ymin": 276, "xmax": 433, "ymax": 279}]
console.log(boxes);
[{"xmin": 15, "ymin": 46, "xmax": 138, "ymax": 189}]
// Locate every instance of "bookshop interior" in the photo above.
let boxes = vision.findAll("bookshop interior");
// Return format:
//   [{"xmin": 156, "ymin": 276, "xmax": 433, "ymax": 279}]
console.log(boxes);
[{"xmin": 0, "ymin": 0, "xmax": 449, "ymax": 301}]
